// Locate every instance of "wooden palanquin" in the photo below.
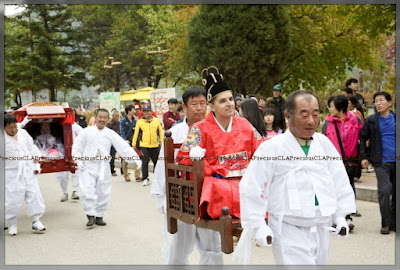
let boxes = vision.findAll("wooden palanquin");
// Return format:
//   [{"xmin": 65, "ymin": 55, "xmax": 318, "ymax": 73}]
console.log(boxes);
[
  {"xmin": 13, "ymin": 102, "xmax": 77, "ymax": 174},
  {"xmin": 164, "ymin": 131, "xmax": 243, "ymax": 254}
]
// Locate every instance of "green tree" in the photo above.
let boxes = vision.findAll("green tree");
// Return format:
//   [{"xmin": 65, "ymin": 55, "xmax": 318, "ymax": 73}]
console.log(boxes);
[
  {"xmin": 70, "ymin": 4, "xmax": 135, "ymax": 92},
  {"xmin": 282, "ymin": 4, "xmax": 395, "ymax": 95},
  {"xmin": 188, "ymin": 5, "xmax": 292, "ymax": 96},
  {"xmin": 137, "ymin": 4, "xmax": 201, "ymax": 90},
  {"xmin": 352, "ymin": 4, "xmax": 395, "ymax": 38},
  {"xmin": 164, "ymin": 5, "xmax": 200, "ymax": 90},
  {"xmin": 72, "ymin": 4, "xmax": 188, "ymax": 92},
  {"xmin": 5, "ymin": 5, "xmax": 87, "ymax": 102}
]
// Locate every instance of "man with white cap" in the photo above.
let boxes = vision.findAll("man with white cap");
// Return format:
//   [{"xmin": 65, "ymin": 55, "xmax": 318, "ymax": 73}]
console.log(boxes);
[{"xmin": 72, "ymin": 108, "xmax": 142, "ymax": 227}]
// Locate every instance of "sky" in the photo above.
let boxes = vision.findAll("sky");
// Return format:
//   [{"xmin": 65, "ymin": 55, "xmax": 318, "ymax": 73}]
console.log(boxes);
[{"xmin": 4, "ymin": 5, "xmax": 25, "ymax": 16}]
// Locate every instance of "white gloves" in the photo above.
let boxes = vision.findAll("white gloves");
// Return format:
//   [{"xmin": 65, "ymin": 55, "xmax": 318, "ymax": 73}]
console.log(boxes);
[
  {"xmin": 189, "ymin": 146, "xmax": 206, "ymax": 160},
  {"xmin": 34, "ymin": 162, "xmax": 41, "ymax": 174},
  {"xmin": 333, "ymin": 217, "xmax": 349, "ymax": 237},
  {"xmin": 77, "ymin": 161, "xmax": 85, "ymax": 171},
  {"xmin": 156, "ymin": 196, "xmax": 167, "ymax": 214},
  {"xmin": 254, "ymin": 224, "xmax": 274, "ymax": 247},
  {"xmin": 134, "ymin": 159, "xmax": 142, "ymax": 169},
  {"xmin": 17, "ymin": 116, "xmax": 32, "ymax": 129}
]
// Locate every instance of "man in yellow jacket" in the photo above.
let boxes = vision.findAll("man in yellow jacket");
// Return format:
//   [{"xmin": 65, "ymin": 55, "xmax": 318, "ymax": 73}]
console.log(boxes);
[{"xmin": 132, "ymin": 105, "xmax": 164, "ymax": 186}]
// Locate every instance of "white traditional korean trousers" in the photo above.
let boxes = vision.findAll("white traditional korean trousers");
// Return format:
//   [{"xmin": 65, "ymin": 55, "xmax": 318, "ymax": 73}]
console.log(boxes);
[
  {"xmin": 72, "ymin": 124, "xmax": 141, "ymax": 218},
  {"xmin": 5, "ymin": 129, "xmax": 45, "ymax": 226},
  {"xmin": 55, "ymin": 123, "xmax": 83, "ymax": 194},
  {"xmin": 151, "ymin": 120, "xmax": 223, "ymax": 265}
]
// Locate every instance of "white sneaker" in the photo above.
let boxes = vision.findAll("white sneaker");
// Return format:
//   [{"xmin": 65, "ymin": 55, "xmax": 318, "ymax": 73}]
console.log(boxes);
[
  {"xmin": 8, "ymin": 224, "xmax": 17, "ymax": 236},
  {"xmin": 142, "ymin": 179, "xmax": 149, "ymax": 186},
  {"xmin": 60, "ymin": 193, "xmax": 68, "ymax": 202},
  {"xmin": 32, "ymin": 220, "xmax": 46, "ymax": 233}
]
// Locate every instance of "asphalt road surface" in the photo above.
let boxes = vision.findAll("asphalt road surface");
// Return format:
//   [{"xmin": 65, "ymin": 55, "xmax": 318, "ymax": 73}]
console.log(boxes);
[{"xmin": 4, "ymin": 170, "xmax": 396, "ymax": 266}]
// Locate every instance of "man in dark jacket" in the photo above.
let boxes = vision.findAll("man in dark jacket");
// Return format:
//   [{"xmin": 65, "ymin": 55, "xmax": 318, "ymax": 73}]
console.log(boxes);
[
  {"xmin": 360, "ymin": 91, "xmax": 396, "ymax": 235},
  {"xmin": 120, "ymin": 104, "xmax": 141, "ymax": 181},
  {"xmin": 265, "ymin": 84, "xmax": 286, "ymax": 130}
]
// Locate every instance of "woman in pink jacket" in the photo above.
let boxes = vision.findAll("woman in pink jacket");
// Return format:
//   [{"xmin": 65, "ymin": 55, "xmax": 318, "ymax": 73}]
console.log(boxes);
[{"xmin": 322, "ymin": 95, "xmax": 363, "ymax": 229}]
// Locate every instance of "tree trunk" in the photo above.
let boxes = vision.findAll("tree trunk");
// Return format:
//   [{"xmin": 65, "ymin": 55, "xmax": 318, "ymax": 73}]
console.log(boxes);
[{"xmin": 50, "ymin": 86, "xmax": 56, "ymax": 102}]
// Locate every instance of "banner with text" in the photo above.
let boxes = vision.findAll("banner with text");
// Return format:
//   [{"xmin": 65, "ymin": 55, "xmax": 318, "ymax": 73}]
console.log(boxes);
[
  {"xmin": 150, "ymin": 88, "xmax": 176, "ymax": 122},
  {"xmin": 99, "ymin": 92, "xmax": 121, "ymax": 114}
]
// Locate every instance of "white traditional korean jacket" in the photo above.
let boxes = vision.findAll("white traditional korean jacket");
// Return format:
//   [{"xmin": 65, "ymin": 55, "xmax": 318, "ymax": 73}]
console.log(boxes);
[
  {"xmin": 239, "ymin": 129, "xmax": 356, "ymax": 232},
  {"xmin": 72, "ymin": 124, "xmax": 141, "ymax": 174},
  {"xmin": 5, "ymin": 128, "xmax": 41, "ymax": 176}
]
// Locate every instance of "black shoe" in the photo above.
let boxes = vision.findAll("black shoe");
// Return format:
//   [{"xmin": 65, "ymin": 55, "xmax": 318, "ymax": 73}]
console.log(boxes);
[
  {"xmin": 389, "ymin": 225, "xmax": 396, "ymax": 232},
  {"xmin": 380, "ymin": 225, "xmax": 390, "ymax": 234},
  {"xmin": 86, "ymin": 215, "xmax": 95, "ymax": 227},
  {"xmin": 346, "ymin": 219, "xmax": 355, "ymax": 231},
  {"xmin": 95, "ymin": 217, "xmax": 107, "ymax": 226},
  {"xmin": 351, "ymin": 210, "xmax": 362, "ymax": 217}
]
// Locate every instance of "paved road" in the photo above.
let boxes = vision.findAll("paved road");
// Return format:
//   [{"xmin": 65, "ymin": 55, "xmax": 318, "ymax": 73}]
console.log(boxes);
[{"xmin": 4, "ymin": 169, "xmax": 396, "ymax": 265}]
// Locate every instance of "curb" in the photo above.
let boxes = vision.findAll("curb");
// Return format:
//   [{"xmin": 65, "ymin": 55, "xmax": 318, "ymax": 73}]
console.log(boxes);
[
  {"xmin": 115, "ymin": 161, "xmax": 379, "ymax": 202},
  {"xmin": 355, "ymin": 186, "xmax": 378, "ymax": 203}
]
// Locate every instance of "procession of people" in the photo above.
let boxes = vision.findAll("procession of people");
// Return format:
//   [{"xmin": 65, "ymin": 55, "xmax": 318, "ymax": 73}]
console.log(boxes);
[{"xmin": 3, "ymin": 66, "xmax": 396, "ymax": 266}]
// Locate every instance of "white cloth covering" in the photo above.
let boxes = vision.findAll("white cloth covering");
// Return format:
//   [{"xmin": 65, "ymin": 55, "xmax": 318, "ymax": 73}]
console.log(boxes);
[
  {"xmin": 55, "ymin": 171, "xmax": 79, "ymax": 194},
  {"xmin": 72, "ymin": 124, "xmax": 141, "ymax": 217},
  {"xmin": 151, "ymin": 120, "xmax": 223, "ymax": 265},
  {"xmin": 234, "ymin": 129, "xmax": 356, "ymax": 265},
  {"xmin": 162, "ymin": 216, "xmax": 223, "ymax": 265},
  {"xmin": 72, "ymin": 122, "xmax": 83, "ymax": 140},
  {"xmin": 55, "ymin": 123, "xmax": 83, "ymax": 194},
  {"xmin": 5, "ymin": 129, "xmax": 45, "ymax": 225}
]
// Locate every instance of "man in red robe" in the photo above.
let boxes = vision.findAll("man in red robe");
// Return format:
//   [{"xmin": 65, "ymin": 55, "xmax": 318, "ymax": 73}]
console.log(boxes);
[{"xmin": 177, "ymin": 66, "xmax": 262, "ymax": 219}]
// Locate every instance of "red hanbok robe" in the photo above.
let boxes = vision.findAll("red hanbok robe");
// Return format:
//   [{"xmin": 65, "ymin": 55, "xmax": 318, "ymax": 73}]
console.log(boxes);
[{"xmin": 177, "ymin": 112, "xmax": 262, "ymax": 219}]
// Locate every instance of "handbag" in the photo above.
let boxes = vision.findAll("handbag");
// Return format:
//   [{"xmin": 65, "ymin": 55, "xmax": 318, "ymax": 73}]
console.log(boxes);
[{"xmin": 333, "ymin": 122, "xmax": 358, "ymax": 176}]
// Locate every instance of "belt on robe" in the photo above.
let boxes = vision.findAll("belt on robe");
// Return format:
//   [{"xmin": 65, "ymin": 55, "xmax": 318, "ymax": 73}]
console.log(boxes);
[{"xmin": 277, "ymin": 163, "xmax": 324, "ymax": 235}]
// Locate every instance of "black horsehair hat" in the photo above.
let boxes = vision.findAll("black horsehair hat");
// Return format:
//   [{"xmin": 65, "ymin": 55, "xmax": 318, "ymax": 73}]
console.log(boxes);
[{"xmin": 201, "ymin": 66, "xmax": 232, "ymax": 102}]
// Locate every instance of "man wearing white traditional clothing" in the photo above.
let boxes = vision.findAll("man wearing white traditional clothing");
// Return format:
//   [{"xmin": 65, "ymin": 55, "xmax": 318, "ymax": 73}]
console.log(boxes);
[
  {"xmin": 57, "ymin": 122, "xmax": 83, "ymax": 202},
  {"xmin": 72, "ymin": 109, "xmax": 141, "ymax": 227},
  {"xmin": 234, "ymin": 90, "xmax": 356, "ymax": 265},
  {"xmin": 151, "ymin": 86, "xmax": 223, "ymax": 265},
  {"xmin": 4, "ymin": 114, "xmax": 46, "ymax": 236}
]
